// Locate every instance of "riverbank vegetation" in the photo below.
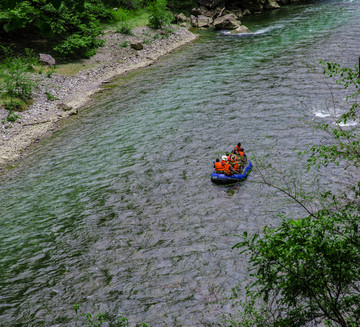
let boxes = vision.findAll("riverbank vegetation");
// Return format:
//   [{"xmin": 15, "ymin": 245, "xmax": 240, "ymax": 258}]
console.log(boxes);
[
  {"xmin": 0, "ymin": 0, "xmax": 178, "ymax": 59},
  {"xmin": 0, "ymin": 0, "xmax": 177, "ymax": 112},
  {"xmin": 225, "ymin": 62, "xmax": 360, "ymax": 326}
]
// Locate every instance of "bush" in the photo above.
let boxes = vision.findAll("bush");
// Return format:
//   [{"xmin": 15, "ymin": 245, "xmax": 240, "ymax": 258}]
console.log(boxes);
[
  {"xmin": 147, "ymin": 0, "xmax": 173, "ymax": 29},
  {"xmin": 0, "ymin": 0, "xmax": 110, "ymax": 59},
  {"xmin": 6, "ymin": 110, "xmax": 20, "ymax": 122},
  {"xmin": 0, "ymin": 46, "xmax": 37, "ymax": 101},
  {"xmin": 103, "ymin": 0, "xmax": 145, "ymax": 10},
  {"xmin": 167, "ymin": 0, "xmax": 197, "ymax": 12}
]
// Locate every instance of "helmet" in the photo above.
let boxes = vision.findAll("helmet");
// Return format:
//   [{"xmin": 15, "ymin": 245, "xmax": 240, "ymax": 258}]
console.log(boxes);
[{"xmin": 221, "ymin": 155, "xmax": 228, "ymax": 161}]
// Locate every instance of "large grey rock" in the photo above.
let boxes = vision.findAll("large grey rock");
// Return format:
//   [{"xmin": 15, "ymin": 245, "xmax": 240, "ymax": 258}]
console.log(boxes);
[
  {"xmin": 213, "ymin": 14, "xmax": 240, "ymax": 29},
  {"xmin": 39, "ymin": 53, "xmax": 56, "ymax": 66},
  {"xmin": 230, "ymin": 25, "xmax": 251, "ymax": 34},
  {"xmin": 190, "ymin": 15, "xmax": 198, "ymax": 27},
  {"xmin": 176, "ymin": 13, "xmax": 187, "ymax": 22},
  {"xmin": 197, "ymin": 15, "xmax": 213, "ymax": 28}
]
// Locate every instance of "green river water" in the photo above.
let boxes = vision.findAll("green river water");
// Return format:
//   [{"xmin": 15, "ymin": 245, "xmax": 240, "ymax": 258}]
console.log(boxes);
[{"xmin": 1, "ymin": 0, "xmax": 360, "ymax": 325}]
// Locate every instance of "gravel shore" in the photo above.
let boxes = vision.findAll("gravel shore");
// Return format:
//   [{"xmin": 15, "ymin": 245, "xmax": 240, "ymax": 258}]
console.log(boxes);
[{"xmin": 0, "ymin": 26, "xmax": 198, "ymax": 173}]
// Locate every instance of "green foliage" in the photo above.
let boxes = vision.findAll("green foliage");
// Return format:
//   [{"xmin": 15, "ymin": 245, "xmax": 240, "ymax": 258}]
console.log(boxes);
[
  {"xmin": 4, "ymin": 99, "xmax": 27, "ymax": 111},
  {"xmin": 0, "ymin": 46, "xmax": 37, "ymax": 101},
  {"xmin": 119, "ymin": 40, "xmax": 130, "ymax": 47},
  {"xmin": 118, "ymin": 23, "xmax": 133, "ymax": 35},
  {"xmin": 45, "ymin": 90, "xmax": 59, "ymax": 101},
  {"xmin": 0, "ymin": 0, "xmax": 109, "ymax": 59},
  {"xmin": 230, "ymin": 206, "xmax": 360, "ymax": 326},
  {"xmin": 6, "ymin": 110, "xmax": 20, "ymax": 122},
  {"xmin": 166, "ymin": 0, "xmax": 197, "ymax": 12},
  {"xmin": 147, "ymin": 0, "xmax": 173, "ymax": 29},
  {"xmin": 227, "ymin": 62, "xmax": 360, "ymax": 327},
  {"xmin": 114, "ymin": 8, "xmax": 135, "ymax": 34},
  {"xmin": 104, "ymin": 0, "xmax": 145, "ymax": 10}
]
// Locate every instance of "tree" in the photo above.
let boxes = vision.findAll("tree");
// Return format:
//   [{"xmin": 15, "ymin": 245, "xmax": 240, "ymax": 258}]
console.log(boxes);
[
  {"xmin": 225, "ymin": 62, "xmax": 360, "ymax": 327},
  {"xmin": 0, "ymin": 0, "xmax": 109, "ymax": 59}
]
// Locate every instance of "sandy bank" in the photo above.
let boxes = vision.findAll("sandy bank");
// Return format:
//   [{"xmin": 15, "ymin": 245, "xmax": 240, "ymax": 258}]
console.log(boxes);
[{"xmin": 0, "ymin": 26, "xmax": 198, "ymax": 173}]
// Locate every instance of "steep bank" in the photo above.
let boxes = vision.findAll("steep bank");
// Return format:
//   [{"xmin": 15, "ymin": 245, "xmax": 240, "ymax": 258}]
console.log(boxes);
[{"xmin": 0, "ymin": 26, "xmax": 198, "ymax": 173}]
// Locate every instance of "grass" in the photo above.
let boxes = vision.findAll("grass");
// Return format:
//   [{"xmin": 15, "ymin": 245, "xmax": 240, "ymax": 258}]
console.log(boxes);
[
  {"xmin": 107, "ymin": 8, "xmax": 150, "ymax": 33},
  {"xmin": 55, "ymin": 62, "xmax": 98, "ymax": 75}
]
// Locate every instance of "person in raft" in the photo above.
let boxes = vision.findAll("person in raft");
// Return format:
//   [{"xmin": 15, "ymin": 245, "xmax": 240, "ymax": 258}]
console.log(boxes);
[
  {"xmin": 214, "ymin": 158, "xmax": 224, "ymax": 174},
  {"xmin": 230, "ymin": 154, "xmax": 242, "ymax": 173},
  {"xmin": 234, "ymin": 143, "xmax": 242, "ymax": 155}
]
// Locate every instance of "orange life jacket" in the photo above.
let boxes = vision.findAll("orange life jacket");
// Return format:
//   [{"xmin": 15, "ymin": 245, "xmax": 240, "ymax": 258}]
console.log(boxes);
[
  {"xmin": 223, "ymin": 163, "xmax": 232, "ymax": 176},
  {"xmin": 233, "ymin": 161, "xmax": 240, "ymax": 172},
  {"xmin": 239, "ymin": 151, "xmax": 245, "ymax": 157},
  {"xmin": 214, "ymin": 162, "xmax": 224, "ymax": 173},
  {"xmin": 234, "ymin": 145, "xmax": 241, "ymax": 154}
]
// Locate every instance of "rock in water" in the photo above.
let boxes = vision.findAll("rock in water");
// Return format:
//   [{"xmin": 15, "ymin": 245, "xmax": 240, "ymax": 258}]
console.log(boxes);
[{"xmin": 213, "ymin": 14, "xmax": 241, "ymax": 30}]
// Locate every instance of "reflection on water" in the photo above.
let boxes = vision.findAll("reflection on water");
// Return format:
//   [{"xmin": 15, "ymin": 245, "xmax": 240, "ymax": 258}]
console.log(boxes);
[{"xmin": 1, "ymin": 0, "xmax": 360, "ymax": 325}]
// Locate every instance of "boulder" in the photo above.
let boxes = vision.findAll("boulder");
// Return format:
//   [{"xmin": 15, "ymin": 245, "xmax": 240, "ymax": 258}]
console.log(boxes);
[
  {"xmin": 58, "ymin": 103, "xmax": 72, "ymax": 111},
  {"xmin": 265, "ymin": 0, "xmax": 280, "ymax": 9},
  {"xmin": 130, "ymin": 41, "xmax": 143, "ymax": 50},
  {"xmin": 190, "ymin": 15, "xmax": 198, "ymax": 27},
  {"xmin": 213, "ymin": 14, "xmax": 241, "ymax": 30},
  {"xmin": 190, "ymin": 8, "xmax": 202, "ymax": 16},
  {"xmin": 39, "ymin": 53, "xmax": 56, "ymax": 67},
  {"xmin": 197, "ymin": 15, "xmax": 213, "ymax": 28},
  {"xmin": 230, "ymin": 25, "xmax": 251, "ymax": 34},
  {"xmin": 243, "ymin": 9, "xmax": 251, "ymax": 15},
  {"xmin": 199, "ymin": 5, "xmax": 214, "ymax": 17},
  {"xmin": 176, "ymin": 13, "xmax": 187, "ymax": 22}
]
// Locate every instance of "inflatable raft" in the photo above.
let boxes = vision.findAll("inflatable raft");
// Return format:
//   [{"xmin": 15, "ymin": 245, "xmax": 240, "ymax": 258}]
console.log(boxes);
[{"xmin": 211, "ymin": 159, "xmax": 252, "ymax": 184}]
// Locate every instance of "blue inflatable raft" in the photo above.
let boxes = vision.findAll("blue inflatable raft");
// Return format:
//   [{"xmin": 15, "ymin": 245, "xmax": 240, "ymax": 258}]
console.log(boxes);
[{"xmin": 211, "ymin": 159, "xmax": 252, "ymax": 184}]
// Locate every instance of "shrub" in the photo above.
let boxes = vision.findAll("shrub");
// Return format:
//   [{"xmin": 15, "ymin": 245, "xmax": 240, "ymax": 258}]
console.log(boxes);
[
  {"xmin": 147, "ymin": 0, "xmax": 173, "ymax": 29},
  {"xmin": 0, "ymin": 0, "xmax": 110, "ymax": 59},
  {"xmin": 0, "ymin": 46, "xmax": 37, "ymax": 101},
  {"xmin": 6, "ymin": 110, "xmax": 20, "ymax": 122}
]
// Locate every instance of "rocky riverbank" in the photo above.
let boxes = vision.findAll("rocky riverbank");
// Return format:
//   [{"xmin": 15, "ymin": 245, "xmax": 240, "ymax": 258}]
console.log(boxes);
[{"xmin": 0, "ymin": 26, "xmax": 198, "ymax": 173}]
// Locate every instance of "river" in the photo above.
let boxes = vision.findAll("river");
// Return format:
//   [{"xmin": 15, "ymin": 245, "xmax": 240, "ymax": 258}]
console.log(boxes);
[{"xmin": 1, "ymin": 0, "xmax": 360, "ymax": 326}]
